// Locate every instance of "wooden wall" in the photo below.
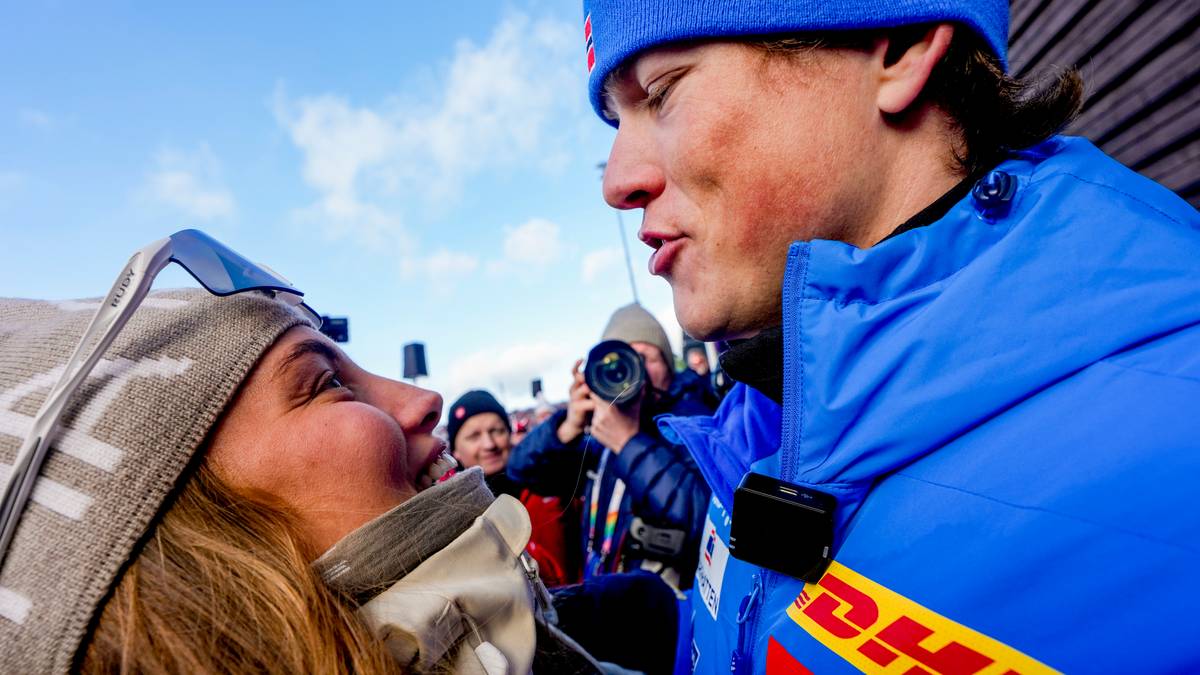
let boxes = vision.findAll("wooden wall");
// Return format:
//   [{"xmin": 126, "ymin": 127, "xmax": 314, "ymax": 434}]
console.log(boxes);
[{"xmin": 1008, "ymin": 0, "xmax": 1200, "ymax": 208}]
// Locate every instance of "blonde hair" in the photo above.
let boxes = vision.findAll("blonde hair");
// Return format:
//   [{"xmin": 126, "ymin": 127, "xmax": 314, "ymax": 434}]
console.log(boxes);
[{"xmin": 82, "ymin": 463, "xmax": 402, "ymax": 674}]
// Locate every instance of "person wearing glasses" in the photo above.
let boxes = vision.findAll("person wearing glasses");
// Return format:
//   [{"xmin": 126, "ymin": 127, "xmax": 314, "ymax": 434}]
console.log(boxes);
[{"xmin": 0, "ymin": 231, "xmax": 600, "ymax": 673}]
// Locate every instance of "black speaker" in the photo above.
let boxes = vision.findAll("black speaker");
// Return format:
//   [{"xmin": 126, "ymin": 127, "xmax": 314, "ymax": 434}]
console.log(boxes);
[
  {"xmin": 319, "ymin": 316, "xmax": 349, "ymax": 343},
  {"xmin": 531, "ymin": 378, "xmax": 543, "ymax": 398},
  {"xmin": 403, "ymin": 342, "xmax": 428, "ymax": 379}
]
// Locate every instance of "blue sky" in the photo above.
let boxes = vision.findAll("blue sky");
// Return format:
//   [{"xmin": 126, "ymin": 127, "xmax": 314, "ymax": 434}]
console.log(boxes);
[{"xmin": 0, "ymin": 1, "xmax": 683, "ymax": 410}]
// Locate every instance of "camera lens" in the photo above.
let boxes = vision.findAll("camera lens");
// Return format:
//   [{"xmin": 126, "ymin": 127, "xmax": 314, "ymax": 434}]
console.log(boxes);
[{"xmin": 585, "ymin": 340, "xmax": 646, "ymax": 405}]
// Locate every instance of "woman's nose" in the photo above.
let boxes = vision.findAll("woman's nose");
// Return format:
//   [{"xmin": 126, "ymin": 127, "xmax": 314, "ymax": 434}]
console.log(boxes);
[
  {"xmin": 377, "ymin": 379, "xmax": 442, "ymax": 435},
  {"xmin": 602, "ymin": 124, "xmax": 665, "ymax": 210}
]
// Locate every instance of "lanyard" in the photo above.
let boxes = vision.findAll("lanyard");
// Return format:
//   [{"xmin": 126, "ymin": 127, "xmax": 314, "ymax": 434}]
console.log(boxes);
[{"xmin": 586, "ymin": 449, "xmax": 627, "ymax": 575}]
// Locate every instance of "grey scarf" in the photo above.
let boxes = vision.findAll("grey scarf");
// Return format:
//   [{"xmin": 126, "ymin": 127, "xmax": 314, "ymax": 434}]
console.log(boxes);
[{"xmin": 313, "ymin": 467, "xmax": 495, "ymax": 605}]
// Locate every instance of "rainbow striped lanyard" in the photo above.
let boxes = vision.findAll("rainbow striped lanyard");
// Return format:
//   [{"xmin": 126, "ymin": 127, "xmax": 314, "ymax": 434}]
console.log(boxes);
[{"xmin": 586, "ymin": 449, "xmax": 627, "ymax": 575}]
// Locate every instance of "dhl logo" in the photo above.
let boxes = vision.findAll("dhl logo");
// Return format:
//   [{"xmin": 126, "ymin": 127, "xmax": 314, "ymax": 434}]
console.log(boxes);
[{"xmin": 784, "ymin": 561, "xmax": 1059, "ymax": 674}]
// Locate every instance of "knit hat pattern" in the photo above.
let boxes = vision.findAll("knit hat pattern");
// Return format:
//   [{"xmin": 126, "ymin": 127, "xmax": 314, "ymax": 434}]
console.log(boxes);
[
  {"xmin": 447, "ymin": 389, "xmax": 510, "ymax": 450},
  {"xmin": 582, "ymin": 0, "xmax": 1010, "ymax": 125},
  {"xmin": 0, "ymin": 289, "xmax": 313, "ymax": 672},
  {"xmin": 601, "ymin": 303, "xmax": 674, "ymax": 365}
]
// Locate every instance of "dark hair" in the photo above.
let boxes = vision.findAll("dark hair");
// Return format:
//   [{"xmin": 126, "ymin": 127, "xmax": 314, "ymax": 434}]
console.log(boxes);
[{"xmin": 752, "ymin": 24, "xmax": 1085, "ymax": 176}]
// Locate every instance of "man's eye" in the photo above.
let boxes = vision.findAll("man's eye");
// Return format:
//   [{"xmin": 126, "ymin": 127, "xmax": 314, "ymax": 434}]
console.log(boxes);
[{"xmin": 645, "ymin": 79, "xmax": 675, "ymax": 110}]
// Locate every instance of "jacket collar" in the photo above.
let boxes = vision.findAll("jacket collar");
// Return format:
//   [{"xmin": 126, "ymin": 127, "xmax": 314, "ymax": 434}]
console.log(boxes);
[
  {"xmin": 719, "ymin": 169, "xmax": 985, "ymax": 405},
  {"xmin": 666, "ymin": 136, "xmax": 1200, "ymax": 523},
  {"xmin": 775, "ymin": 136, "xmax": 1200, "ymax": 531}
]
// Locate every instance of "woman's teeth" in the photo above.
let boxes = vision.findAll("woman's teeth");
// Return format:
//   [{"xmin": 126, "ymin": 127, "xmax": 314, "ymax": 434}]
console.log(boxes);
[{"xmin": 417, "ymin": 450, "xmax": 457, "ymax": 490}]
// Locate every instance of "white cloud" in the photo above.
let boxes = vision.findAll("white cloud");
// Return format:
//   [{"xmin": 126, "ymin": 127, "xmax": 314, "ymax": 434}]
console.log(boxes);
[
  {"xmin": 273, "ymin": 11, "xmax": 585, "ymax": 266},
  {"xmin": 581, "ymin": 246, "xmax": 623, "ymax": 284},
  {"xmin": 502, "ymin": 218, "xmax": 564, "ymax": 267},
  {"xmin": 444, "ymin": 340, "xmax": 573, "ymax": 409},
  {"xmin": 423, "ymin": 248, "xmax": 480, "ymax": 277},
  {"xmin": 140, "ymin": 144, "xmax": 234, "ymax": 221},
  {"xmin": 18, "ymin": 108, "xmax": 52, "ymax": 129}
]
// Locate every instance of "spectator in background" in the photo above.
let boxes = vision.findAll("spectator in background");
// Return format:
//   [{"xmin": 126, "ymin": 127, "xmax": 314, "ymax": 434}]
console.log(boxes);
[
  {"xmin": 510, "ymin": 411, "xmax": 534, "ymax": 446},
  {"xmin": 533, "ymin": 400, "xmax": 556, "ymax": 425},
  {"xmin": 508, "ymin": 304, "xmax": 714, "ymax": 592},
  {"xmin": 683, "ymin": 339, "xmax": 724, "ymax": 409},
  {"xmin": 447, "ymin": 389, "xmax": 579, "ymax": 586},
  {"xmin": 683, "ymin": 342, "xmax": 709, "ymax": 377}
]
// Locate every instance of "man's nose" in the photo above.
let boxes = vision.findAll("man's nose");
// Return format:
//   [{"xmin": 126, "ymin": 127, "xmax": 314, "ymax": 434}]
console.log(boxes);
[
  {"xmin": 602, "ymin": 125, "xmax": 665, "ymax": 210},
  {"xmin": 480, "ymin": 434, "xmax": 497, "ymax": 451}
]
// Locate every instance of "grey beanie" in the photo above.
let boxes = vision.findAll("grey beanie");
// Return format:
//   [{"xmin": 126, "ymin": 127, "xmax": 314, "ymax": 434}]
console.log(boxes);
[
  {"xmin": 0, "ymin": 288, "xmax": 313, "ymax": 672},
  {"xmin": 601, "ymin": 303, "xmax": 675, "ymax": 366}
]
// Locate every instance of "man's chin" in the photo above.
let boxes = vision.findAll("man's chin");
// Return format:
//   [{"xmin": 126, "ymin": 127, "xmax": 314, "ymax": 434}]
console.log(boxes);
[
  {"xmin": 675, "ymin": 300, "xmax": 733, "ymax": 342},
  {"xmin": 675, "ymin": 286, "xmax": 781, "ymax": 342}
]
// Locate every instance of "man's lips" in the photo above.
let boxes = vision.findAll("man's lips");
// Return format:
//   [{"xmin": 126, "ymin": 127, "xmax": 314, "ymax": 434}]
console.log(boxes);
[{"xmin": 648, "ymin": 237, "xmax": 684, "ymax": 276}]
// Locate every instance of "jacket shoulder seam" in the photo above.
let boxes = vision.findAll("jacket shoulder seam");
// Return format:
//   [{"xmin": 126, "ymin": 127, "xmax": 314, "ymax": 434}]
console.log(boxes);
[{"xmin": 1053, "ymin": 171, "xmax": 1193, "ymax": 230}]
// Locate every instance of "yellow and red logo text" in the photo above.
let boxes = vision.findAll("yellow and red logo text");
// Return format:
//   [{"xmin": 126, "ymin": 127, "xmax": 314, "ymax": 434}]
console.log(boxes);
[{"xmin": 778, "ymin": 561, "xmax": 1058, "ymax": 675}]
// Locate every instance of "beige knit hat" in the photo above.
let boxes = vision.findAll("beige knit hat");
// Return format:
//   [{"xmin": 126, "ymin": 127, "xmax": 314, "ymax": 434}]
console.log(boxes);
[
  {"xmin": 0, "ymin": 288, "xmax": 313, "ymax": 672},
  {"xmin": 601, "ymin": 303, "xmax": 675, "ymax": 366}
]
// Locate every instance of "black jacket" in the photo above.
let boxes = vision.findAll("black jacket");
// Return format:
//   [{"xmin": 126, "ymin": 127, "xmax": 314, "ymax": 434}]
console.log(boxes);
[{"xmin": 507, "ymin": 368, "xmax": 714, "ymax": 588}]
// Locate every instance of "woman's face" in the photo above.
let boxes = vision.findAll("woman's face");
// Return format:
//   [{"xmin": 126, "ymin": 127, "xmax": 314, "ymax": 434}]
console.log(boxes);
[{"xmin": 206, "ymin": 326, "xmax": 452, "ymax": 556}]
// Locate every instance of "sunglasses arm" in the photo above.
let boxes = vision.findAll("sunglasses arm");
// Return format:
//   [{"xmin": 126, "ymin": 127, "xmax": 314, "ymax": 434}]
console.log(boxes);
[{"xmin": 0, "ymin": 237, "xmax": 173, "ymax": 565}]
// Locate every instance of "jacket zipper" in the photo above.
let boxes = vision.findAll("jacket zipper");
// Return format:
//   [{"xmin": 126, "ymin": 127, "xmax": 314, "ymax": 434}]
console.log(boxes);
[
  {"xmin": 779, "ymin": 243, "xmax": 807, "ymax": 484},
  {"xmin": 731, "ymin": 574, "xmax": 763, "ymax": 675}
]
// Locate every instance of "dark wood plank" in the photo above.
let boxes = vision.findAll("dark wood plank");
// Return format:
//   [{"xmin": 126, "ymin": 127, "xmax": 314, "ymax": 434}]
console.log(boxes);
[
  {"xmin": 1102, "ymin": 71, "xmax": 1200, "ymax": 154},
  {"xmin": 1076, "ymin": 2, "xmax": 1199, "ymax": 109},
  {"xmin": 1074, "ymin": 36, "xmax": 1200, "ymax": 137},
  {"xmin": 1139, "ymin": 133, "xmax": 1200, "ymax": 193}
]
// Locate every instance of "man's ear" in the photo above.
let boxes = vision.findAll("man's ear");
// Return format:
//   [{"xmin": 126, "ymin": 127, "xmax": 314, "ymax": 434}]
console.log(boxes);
[{"xmin": 876, "ymin": 24, "xmax": 954, "ymax": 115}]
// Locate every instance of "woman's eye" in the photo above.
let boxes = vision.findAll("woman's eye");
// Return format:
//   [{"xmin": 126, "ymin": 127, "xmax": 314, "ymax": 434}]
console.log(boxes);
[{"xmin": 317, "ymin": 372, "xmax": 347, "ymax": 394}]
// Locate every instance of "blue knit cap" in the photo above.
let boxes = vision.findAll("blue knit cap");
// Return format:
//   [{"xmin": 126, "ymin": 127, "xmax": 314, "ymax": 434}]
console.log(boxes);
[{"xmin": 583, "ymin": 0, "xmax": 1009, "ymax": 125}]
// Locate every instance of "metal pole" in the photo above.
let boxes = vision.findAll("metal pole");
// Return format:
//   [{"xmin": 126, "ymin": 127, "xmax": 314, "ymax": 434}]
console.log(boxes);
[
  {"xmin": 615, "ymin": 209, "xmax": 639, "ymax": 304},
  {"xmin": 598, "ymin": 161, "xmax": 640, "ymax": 304}
]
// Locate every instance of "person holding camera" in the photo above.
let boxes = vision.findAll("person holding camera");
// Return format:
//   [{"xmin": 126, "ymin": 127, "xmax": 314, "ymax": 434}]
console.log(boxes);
[{"xmin": 507, "ymin": 303, "xmax": 714, "ymax": 592}]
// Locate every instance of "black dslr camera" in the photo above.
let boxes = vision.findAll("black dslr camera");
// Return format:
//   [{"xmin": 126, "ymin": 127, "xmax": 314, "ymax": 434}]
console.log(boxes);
[{"xmin": 584, "ymin": 339, "xmax": 645, "ymax": 405}]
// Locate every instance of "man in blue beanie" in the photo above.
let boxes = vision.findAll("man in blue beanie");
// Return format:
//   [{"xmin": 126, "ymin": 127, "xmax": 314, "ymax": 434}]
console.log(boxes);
[{"xmin": 582, "ymin": 0, "xmax": 1200, "ymax": 672}]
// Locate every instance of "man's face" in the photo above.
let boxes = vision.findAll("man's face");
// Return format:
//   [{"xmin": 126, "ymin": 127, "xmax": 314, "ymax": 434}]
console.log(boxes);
[
  {"xmin": 602, "ymin": 41, "xmax": 883, "ymax": 341},
  {"xmin": 452, "ymin": 412, "xmax": 512, "ymax": 476},
  {"xmin": 630, "ymin": 341, "xmax": 673, "ymax": 392}
]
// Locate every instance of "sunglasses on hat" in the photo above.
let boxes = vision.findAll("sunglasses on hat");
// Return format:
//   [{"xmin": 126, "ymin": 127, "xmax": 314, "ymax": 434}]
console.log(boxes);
[{"xmin": 0, "ymin": 229, "xmax": 319, "ymax": 566}]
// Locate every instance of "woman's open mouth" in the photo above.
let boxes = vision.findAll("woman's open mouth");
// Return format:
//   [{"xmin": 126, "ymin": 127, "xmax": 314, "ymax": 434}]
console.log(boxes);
[{"xmin": 416, "ymin": 444, "xmax": 457, "ymax": 490}]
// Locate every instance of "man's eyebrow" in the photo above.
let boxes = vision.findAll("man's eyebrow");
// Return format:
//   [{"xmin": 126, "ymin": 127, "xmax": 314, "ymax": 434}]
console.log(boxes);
[
  {"xmin": 601, "ymin": 66, "xmax": 631, "ymax": 122},
  {"xmin": 275, "ymin": 339, "xmax": 339, "ymax": 383}
]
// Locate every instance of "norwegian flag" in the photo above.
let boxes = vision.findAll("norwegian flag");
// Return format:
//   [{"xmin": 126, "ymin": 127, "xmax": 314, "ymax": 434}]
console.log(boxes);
[{"xmin": 584, "ymin": 13, "xmax": 595, "ymax": 73}]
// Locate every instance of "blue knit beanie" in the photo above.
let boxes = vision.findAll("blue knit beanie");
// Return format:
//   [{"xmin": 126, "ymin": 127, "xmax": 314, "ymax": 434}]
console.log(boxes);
[{"xmin": 582, "ymin": 0, "xmax": 1009, "ymax": 125}]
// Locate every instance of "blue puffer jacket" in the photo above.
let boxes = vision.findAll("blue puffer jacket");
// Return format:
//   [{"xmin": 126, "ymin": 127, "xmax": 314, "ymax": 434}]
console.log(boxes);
[
  {"xmin": 509, "ymin": 368, "xmax": 715, "ymax": 587},
  {"xmin": 662, "ymin": 137, "xmax": 1200, "ymax": 674}
]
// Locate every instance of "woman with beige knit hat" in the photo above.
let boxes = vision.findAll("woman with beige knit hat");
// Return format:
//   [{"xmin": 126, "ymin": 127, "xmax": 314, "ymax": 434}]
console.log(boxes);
[{"xmin": 0, "ymin": 230, "xmax": 599, "ymax": 674}]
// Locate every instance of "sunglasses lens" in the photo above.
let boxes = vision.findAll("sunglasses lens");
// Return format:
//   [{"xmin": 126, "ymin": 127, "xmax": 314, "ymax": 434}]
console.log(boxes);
[{"xmin": 168, "ymin": 229, "xmax": 299, "ymax": 296}]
